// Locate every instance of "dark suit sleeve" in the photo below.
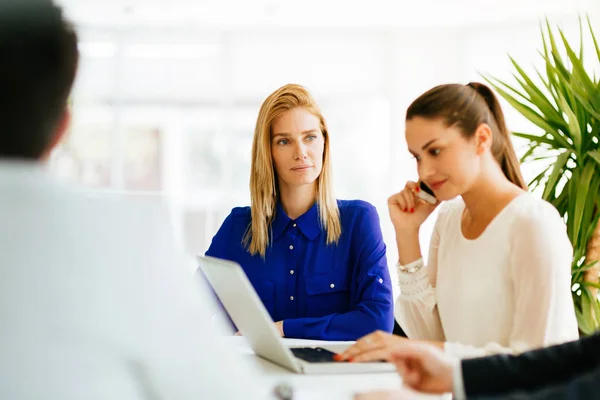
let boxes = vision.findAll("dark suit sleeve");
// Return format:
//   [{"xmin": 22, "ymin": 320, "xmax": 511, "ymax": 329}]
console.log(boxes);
[
  {"xmin": 471, "ymin": 364, "xmax": 600, "ymax": 400},
  {"xmin": 462, "ymin": 332, "xmax": 600, "ymax": 397}
]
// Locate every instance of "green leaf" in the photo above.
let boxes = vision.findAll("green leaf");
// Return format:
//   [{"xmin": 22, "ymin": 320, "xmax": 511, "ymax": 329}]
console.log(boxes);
[
  {"xmin": 588, "ymin": 151, "xmax": 600, "ymax": 167},
  {"xmin": 559, "ymin": 29, "xmax": 600, "ymax": 112},
  {"xmin": 579, "ymin": 15, "xmax": 584, "ymax": 61},
  {"xmin": 491, "ymin": 16, "xmax": 600, "ymax": 334},
  {"xmin": 570, "ymin": 89, "xmax": 600, "ymax": 122},
  {"xmin": 555, "ymin": 90, "xmax": 582, "ymax": 152},
  {"xmin": 572, "ymin": 260, "xmax": 599, "ymax": 274},
  {"xmin": 513, "ymin": 131, "xmax": 557, "ymax": 146},
  {"xmin": 580, "ymin": 173, "xmax": 600, "ymax": 246},
  {"xmin": 519, "ymin": 142, "xmax": 539, "ymax": 163},
  {"xmin": 531, "ymin": 154, "xmax": 560, "ymax": 161},
  {"xmin": 572, "ymin": 162, "xmax": 596, "ymax": 248},
  {"xmin": 583, "ymin": 282, "xmax": 600, "ymax": 289},
  {"xmin": 578, "ymin": 291, "xmax": 594, "ymax": 334},
  {"xmin": 494, "ymin": 85, "xmax": 567, "ymax": 144},
  {"xmin": 496, "ymin": 88, "xmax": 573, "ymax": 149},
  {"xmin": 542, "ymin": 151, "xmax": 571, "ymax": 199},
  {"xmin": 509, "ymin": 58, "xmax": 565, "ymax": 125},
  {"xmin": 484, "ymin": 74, "xmax": 530, "ymax": 104},
  {"xmin": 546, "ymin": 20, "xmax": 568, "ymax": 77},
  {"xmin": 587, "ymin": 287, "xmax": 600, "ymax": 331},
  {"xmin": 566, "ymin": 167, "xmax": 580, "ymax": 242},
  {"xmin": 528, "ymin": 164, "xmax": 552, "ymax": 190},
  {"xmin": 588, "ymin": 15, "xmax": 600, "ymax": 65},
  {"xmin": 552, "ymin": 180, "xmax": 571, "ymax": 212},
  {"xmin": 538, "ymin": 50, "xmax": 565, "ymax": 104}
]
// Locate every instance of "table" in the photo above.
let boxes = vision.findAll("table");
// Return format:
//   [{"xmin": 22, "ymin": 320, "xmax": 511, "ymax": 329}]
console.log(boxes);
[{"xmin": 228, "ymin": 337, "xmax": 446, "ymax": 399}]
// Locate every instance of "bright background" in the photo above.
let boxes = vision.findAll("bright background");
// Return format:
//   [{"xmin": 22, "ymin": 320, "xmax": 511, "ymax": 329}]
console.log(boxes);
[{"xmin": 53, "ymin": 0, "xmax": 600, "ymax": 295}]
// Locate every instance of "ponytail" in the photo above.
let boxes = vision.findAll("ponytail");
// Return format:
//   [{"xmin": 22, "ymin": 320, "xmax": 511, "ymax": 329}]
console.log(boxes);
[{"xmin": 466, "ymin": 82, "xmax": 527, "ymax": 190}]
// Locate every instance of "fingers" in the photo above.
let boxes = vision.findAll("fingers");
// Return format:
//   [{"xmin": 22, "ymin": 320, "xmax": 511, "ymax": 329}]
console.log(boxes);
[
  {"xmin": 387, "ymin": 341, "xmax": 431, "ymax": 360},
  {"xmin": 388, "ymin": 182, "xmax": 421, "ymax": 214},
  {"xmin": 337, "ymin": 330, "xmax": 390, "ymax": 361},
  {"xmin": 351, "ymin": 348, "xmax": 396, "ymax": 363},
  {"xmin": 393, "ymin": 359, "xmax": 422, "ymax": 389},
  {"xmin": 400, "ymin": 189, "xmax": 415, "ymax": 213},
  {"xmin": 403, "ymin": 359, "xmax": 422, "ymax": 387},
  {"xmin": 405, "ymin": 181, "xmax": 419, "ymax": 191},
  {"xmin": 393, "ymin": 357, "xmax": 422, "ymax": 388},
  {"xmin": 402, "ymin": 181, "xmax": 418, "ymax": 212},
  {"xmin": 388, "ymin": 192, "xmax": 407, "ymax": 213}
]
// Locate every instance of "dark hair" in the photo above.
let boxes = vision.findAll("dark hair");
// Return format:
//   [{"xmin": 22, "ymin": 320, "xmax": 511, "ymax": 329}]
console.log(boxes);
[
  {"xmin": 0, "ymin": 0, "xmax": 79, "ymax": 159},
  {"xmin": 406, "ymin": 82, "xmax": 526, "ymax": 189}
]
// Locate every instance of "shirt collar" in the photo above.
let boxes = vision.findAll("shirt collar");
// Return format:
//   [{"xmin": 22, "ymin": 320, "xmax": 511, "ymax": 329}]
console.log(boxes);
[{"xmin": 272, "ymin": 201, "xmax": 321, "ymax": 241}]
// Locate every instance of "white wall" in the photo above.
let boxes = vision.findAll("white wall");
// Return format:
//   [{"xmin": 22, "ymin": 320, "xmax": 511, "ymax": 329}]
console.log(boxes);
[{"xmin": 50, "ymin": 0, "xmax": 600, "ymax": 294}]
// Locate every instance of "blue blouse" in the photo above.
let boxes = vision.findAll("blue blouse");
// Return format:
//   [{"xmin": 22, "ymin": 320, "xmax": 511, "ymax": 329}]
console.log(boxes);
[{"xmin": 205, "ymin": 200, "xmax": 394, "ymax": 341}]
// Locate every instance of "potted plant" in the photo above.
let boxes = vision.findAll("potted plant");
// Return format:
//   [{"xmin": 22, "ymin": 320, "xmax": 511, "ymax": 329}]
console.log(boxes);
[{"xmin": 485, "ymin": 17, "xmax": 600, "ymax": 334}]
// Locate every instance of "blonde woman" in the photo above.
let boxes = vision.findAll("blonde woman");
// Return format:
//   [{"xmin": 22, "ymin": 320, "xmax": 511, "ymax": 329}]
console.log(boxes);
[{"xmin": 206, "ymin": 84, "xmax": 393, "ymax": 341}]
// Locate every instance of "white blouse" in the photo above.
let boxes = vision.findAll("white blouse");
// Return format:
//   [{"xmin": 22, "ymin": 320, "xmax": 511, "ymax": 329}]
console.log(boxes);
[{"xmin": 395, "ymin": 193, "xmax": 579, "ymax": 359}]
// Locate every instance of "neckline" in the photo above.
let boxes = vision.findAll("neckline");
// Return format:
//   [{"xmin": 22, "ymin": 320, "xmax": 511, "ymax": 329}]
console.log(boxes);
[{"xmin": 458, "ymin": 193, "xmax": 528, "ymax": 242}]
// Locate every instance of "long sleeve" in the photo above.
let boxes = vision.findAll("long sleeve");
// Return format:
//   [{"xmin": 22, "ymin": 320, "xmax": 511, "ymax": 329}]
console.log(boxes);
[
  {"xmin": 444, "ymin": 202, "xmax": 578, "ymax": 359},
  {"xmin": 393, "ymin": 207, "xmax": 447, "ymax": 341},
  {"xmin": 127, "ymin": 207, "xmax": 270, "ymax": 400},
  {"xmin": 0, "ymin": 185, "xmax": 272, "ymax": 400},
  {"xmin": 283, "ymin": 204, "xmax": 394, "ymax": 340},
  {"xmin": 474, "ymin": 365, "xmax": 600, "ymax": 400},
  {"xmin": 205, "ymin": 211, "xmax": 236, "ymax": 259},
  {"xmin": 137, "ymin": 253, "xmax": 270, "ymax": 399},
  {"xmin": 460, "ymin": 332, "xmax": 600, "ymax": 397}
]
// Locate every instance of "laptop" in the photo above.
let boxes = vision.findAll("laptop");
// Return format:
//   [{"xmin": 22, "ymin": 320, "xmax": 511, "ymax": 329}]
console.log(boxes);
[{"xmin": 197, "ymin": 255, "xmax": 396, "ymax": 374}]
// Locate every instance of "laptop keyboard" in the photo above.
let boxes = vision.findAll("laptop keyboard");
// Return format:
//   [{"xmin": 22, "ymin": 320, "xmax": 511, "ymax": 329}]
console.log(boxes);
[{"xmin": 290, "ymin": 347, "xmax": 346, "ymax": 363}]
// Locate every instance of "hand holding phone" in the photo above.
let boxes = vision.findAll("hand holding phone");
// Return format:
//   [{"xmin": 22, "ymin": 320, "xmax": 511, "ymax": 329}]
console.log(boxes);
[
  {"xmin": 416, "ymin": 181, "xmax": 437, "ymax": 205},
  {"xmin": 388, "ymin": 181, "xmax": 438, "ymax": 233}
]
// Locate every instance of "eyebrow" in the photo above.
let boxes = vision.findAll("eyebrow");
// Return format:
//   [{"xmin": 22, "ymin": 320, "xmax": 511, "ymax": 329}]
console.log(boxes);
[
  {"xmin": 408, "ymin": 139, "xmax": 440, "ymax": 156},
  {"xmin": 272, "ymin": 129, "xmax": 319, "ymax": 138}
]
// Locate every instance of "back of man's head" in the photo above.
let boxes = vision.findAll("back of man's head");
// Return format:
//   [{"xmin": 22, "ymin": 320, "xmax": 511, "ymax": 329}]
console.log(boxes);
[{"xmin": 0, "ymin": 0, "xmax": 78, "ymax": 160}]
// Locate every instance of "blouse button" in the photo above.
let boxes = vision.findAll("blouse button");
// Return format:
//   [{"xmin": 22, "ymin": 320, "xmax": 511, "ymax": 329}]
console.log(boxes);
[
  {"xmin": 330, "ymin": 283, "xmax": 335, "ymax": 289},
  {"xmin": 289, "ymin": 245, "xmax": 294, "ymax": 250}
]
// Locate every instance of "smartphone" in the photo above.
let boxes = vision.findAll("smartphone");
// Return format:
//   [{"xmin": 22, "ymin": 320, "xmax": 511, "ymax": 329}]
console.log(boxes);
[{"xmin": 417, "ymin": 181, "xmax": 437, "ymax": 205}]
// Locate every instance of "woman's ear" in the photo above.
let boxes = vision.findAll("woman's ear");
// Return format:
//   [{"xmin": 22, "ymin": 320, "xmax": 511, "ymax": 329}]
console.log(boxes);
[{"xmin": 474, "ymin": 123, "xmax": 493, "ymax": 155}]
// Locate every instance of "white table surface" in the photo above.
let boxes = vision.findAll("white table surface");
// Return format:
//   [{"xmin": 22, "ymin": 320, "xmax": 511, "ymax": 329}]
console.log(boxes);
[{"xmin": 227, "ymin": 337, "xmax": 446, "ymax": 399}]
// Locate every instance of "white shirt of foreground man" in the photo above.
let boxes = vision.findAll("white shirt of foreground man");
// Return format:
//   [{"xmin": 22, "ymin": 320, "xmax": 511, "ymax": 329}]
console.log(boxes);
[{"xmin": 0, "ymin": 163, "xmax": 270, "ymax": 400}]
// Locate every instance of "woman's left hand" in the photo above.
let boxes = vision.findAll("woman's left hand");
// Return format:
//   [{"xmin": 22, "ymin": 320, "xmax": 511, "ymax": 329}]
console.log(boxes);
[
  {"xmin": 337, "ymin": 331, "xmax": 411, "ymax": 362},
  {"xmin": 337, "ymin": 331, "xmax": 443, "ymax": 363},
  {"xmin": 275, "ymin": 321, "xmax": 285, "ymax": 337}
]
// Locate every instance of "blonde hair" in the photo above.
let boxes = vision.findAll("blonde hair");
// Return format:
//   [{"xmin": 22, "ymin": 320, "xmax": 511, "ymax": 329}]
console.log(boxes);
[{"xmin": 245, "ymin": 84, "xmax": 341, "ymax": 257}]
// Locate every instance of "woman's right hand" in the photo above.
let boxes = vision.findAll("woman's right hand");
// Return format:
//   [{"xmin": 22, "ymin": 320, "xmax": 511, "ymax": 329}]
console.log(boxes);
[{"xmin": 387, "ymin": 181, "xmax": 437, "ymax": 234}]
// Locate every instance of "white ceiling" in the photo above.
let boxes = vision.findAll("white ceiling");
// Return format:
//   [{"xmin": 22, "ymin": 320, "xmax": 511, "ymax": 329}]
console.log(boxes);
[{"xmin": 57, "ymin": 0, "xmax": 600, "ymax": 29}]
